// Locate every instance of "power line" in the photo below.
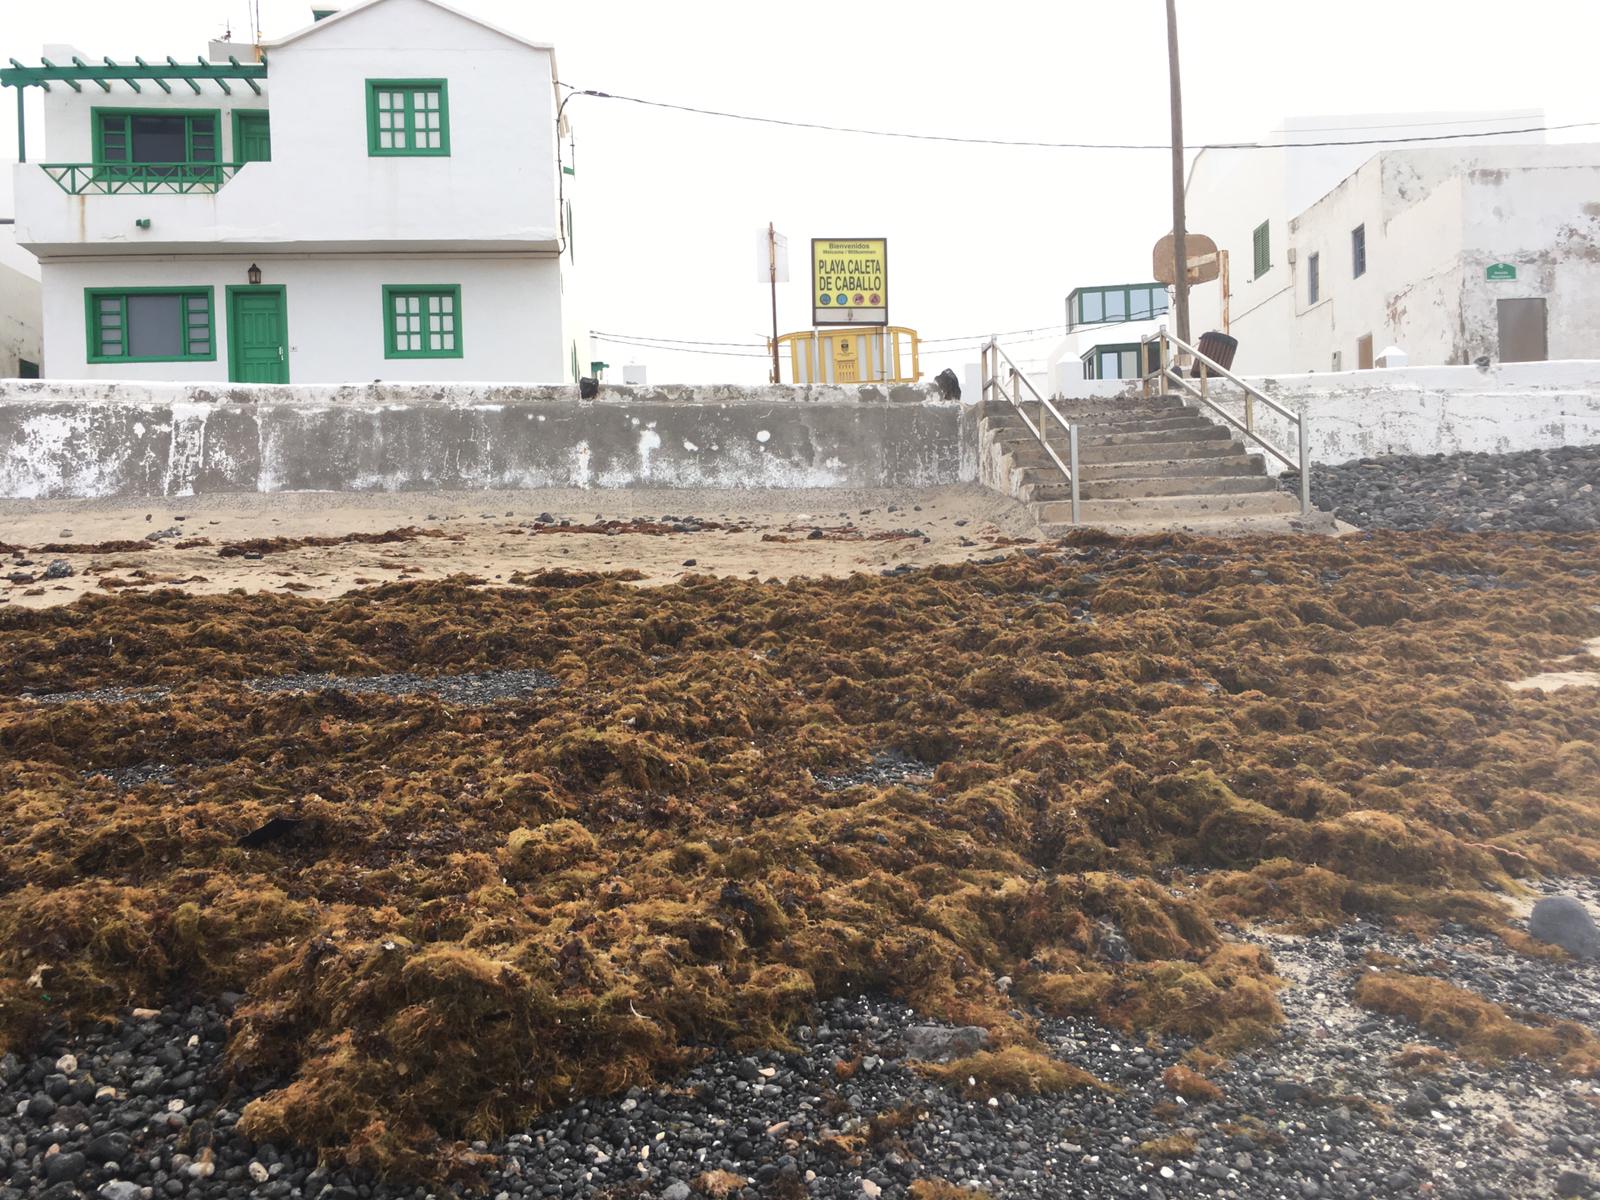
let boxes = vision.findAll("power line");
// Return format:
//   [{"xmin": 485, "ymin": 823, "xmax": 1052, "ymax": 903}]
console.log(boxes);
[
  {"xmin": 921, "ymin": 323, "xmax": 1064, "ymax": 344},
  {"xmin": 591, "ymin": 329, "xmax": 765, "ymax": 348},
  {"xmin": 1267, "ymin": 112, "xmax": 1544, "ymax": 135},
  {"xmin": 594, "ymin": 322, "xmax": 1070, "ymax": 349},
  {"xmin": 597, "ymin": 313, "xmax": 1172, "ymax": 359},
  {"xmin": 558, "ymin": 86, "xmax": 1600, "ymax": 151},
  {"xmin": 591, "ymin": 333, "xmax": 769, "ymax": 358}
]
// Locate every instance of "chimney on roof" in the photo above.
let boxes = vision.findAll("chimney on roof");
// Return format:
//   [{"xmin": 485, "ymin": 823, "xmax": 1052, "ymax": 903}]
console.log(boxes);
[{"xmin": 208, "ymin": 40, "xmax": 259, "ymax": 63}]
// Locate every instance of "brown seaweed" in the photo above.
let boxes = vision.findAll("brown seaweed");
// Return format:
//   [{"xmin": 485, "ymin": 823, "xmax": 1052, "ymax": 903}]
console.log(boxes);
[{"xmin": 0, "ymin": 529, "xmax": 1595, "ymax": 1180}]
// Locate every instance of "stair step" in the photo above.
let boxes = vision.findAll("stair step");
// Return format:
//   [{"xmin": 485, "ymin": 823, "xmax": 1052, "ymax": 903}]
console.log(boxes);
[
  {"xmin": 1078, "ymin": 453, "xmax": 1265, "ymax": 480},
  {"xmin": 1081, "ymin": 424, "xmax": 1232, "ymax": 447},
  {"xmin": 1020, "ymin": 468, "xmax": 1271, "ymax": 503},
  {"xmin": 1038, "ymin": 509, "xmax": 1338, "ymax": 537},
  {"xmin": 1035, "ymin": 490, "xmax": 1303, "ymax": 524},
  {"xmin": 992, "ymin": 425, "xmax": 1218, "ymax": 461},
  {"xmin": 1076, "ymin": 475, "xmax": 1280, "ymax": 500},
  {"xmin": 985, "ymin": 403, "xmax": 1190, "ymax": 428},
  {"xmin": 1004, "ymin": 440, "xmax": 1249, "ymax": 470},
  {"xmin": 996, "ymin": 415, "xmax": 1217, "ymax": 440},
  {"xmin": 1076, "ymin": 439, "xmax": 1245, "ymax": 464}
]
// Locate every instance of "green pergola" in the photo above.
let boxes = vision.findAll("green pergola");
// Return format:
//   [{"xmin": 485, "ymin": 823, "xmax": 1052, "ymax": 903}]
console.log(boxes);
[{"xmin": 1, "ymin": 56, "xmax": 269, "ymax": 162}]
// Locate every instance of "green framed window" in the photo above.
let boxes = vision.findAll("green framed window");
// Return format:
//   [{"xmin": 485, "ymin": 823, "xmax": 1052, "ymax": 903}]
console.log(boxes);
[
  {"xmin": 383, "ymin": 285, "xmax": 462, "ymax": 358},
  {"xmin": 1080, "ymin": 342, "xmax": 1154, "ymax": 381},
  {"xmin": 366, "ymin": 80, "xmax": 450, "ymax": 156},
  {"xmin": 86, "ymin": 287, "xmax": 215, "ymax": 363},
  {"xmin": 94, "ymin": 108, "xmax": 221, "ymax": 182},
  {"xmin": 1252, "ymin": 221, "xmax": 1271, "ymax": 279},
  {"xmin": 1068, "ymin": 283, "xmax": 1168, "ymax": 328}
]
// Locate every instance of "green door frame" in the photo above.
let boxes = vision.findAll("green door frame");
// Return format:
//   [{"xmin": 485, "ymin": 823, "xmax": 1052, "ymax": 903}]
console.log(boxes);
[{"xmin": 225, "ymin": 285, "xmax": 289, "ymax": 383}]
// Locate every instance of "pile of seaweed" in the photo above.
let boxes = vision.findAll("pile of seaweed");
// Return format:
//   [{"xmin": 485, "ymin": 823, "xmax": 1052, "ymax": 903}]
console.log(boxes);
[{"xmin": 0, "ymin": 529, "xmax": 1597, "ymax": 1181}]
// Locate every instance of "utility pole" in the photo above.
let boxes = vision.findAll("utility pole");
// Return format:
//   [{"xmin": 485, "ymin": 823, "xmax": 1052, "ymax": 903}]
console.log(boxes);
[
  {"xmin": 1166, "ymin": 0, "xmax": 1190, "ymax": 346},
  {"xmin": 768, "ymin": 222, "xmax": 781, "ymax": 384}
]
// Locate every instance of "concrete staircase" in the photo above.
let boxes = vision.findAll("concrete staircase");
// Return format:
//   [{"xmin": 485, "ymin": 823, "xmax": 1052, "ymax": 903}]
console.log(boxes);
[{"xmin": 977, "ymin": 391, "xmax": 1335, "ymax": 535}]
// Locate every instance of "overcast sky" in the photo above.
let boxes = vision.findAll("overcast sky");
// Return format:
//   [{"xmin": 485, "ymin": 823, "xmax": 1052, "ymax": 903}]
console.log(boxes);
[{"xmin": 5, "ymin": 0, "xmax": 1598, "ymax": 383}]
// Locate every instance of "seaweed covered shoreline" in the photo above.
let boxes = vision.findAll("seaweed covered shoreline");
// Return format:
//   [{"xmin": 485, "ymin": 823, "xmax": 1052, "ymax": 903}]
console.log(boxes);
[{"xmin": 1, "ymin": 529, "xmax": 1598, "ymax": 1183}]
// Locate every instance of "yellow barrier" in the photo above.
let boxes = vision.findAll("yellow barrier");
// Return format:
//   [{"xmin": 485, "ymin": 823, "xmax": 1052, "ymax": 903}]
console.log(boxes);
[{"xmin": 772, "ymin": 327, "xmax": 921, "ymax": 385}]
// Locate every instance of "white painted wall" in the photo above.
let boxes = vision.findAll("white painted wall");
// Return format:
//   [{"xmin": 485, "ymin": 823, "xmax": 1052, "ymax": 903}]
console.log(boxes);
[
  {"xmin": 1284, "ymin": 144, "xmax": 1600, "ymax": 373},
  {"xmin": 1207, "ymin": 360, "xmax": 1600, "ymax": 462},
  {"xmin": 1185, "ymin": 143, "xmax": 1293, "ymax": 373},
  {"xmin": 18, "ymin": 6, "xmax": 559, "ymax": 255},
  {"xmin": 14, "ymin": 0, "xmax": 576, "ymax": 383},
  {"xmin": 1184, "ymin": 111, "xmax": 1548, "ymax": 375},
  {"xmin": 0, "ymin": 263, "xmax": 43, "ymax": 376},
  {"xmin": 0, "ymin": 173, "xmax": 43, "ymax": 375},
  {"xmin": 40, "ymin": 253, "xmax": 566, "ymax": 382}
]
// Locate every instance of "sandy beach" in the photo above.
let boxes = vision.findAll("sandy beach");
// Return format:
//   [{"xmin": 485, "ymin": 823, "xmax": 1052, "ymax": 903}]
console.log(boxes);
[{"xmin": 0, "ymin": 484, "xmax": 1042, "ymax": 609}]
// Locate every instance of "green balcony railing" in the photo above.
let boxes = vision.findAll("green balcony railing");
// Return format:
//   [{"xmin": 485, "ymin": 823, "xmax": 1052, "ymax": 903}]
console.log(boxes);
[{"xmin": 41, "ymin": 162, "xmax": 247, "ymax": 195}]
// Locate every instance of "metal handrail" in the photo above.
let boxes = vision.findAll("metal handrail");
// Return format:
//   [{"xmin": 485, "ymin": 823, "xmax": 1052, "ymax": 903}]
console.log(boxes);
[
  {"xmin": 982, "ymin": 338, "xmax": 1080, "ymax": 524},
  {"xmin": 1140, "ymin": 327, "xmax": 1311, "ymax": 516},
  {"xmin": 40, "ymin": 162, "xmax": 247, "ymax": 195}
]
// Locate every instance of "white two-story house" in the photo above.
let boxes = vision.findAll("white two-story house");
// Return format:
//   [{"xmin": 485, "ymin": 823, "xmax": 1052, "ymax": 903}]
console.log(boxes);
[{"xmin": 4, "ymin": 0, "xmax": 586, "ymax": 384}]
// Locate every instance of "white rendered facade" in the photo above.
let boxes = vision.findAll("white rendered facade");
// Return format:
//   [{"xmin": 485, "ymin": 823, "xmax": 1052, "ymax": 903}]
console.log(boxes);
[
  {"xmin": 1182, "ymin": 114, "xmax": 1600, "ymax": 375},
  {"xmin": 9, "ymin": 0, "xmax": 586, "ymax": 383}
]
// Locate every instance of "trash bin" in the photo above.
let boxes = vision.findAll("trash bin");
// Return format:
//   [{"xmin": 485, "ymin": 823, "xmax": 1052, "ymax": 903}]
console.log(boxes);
[{"xmin": 1192, "ymin": 331, "xmax": 1238, "ymax": 376}]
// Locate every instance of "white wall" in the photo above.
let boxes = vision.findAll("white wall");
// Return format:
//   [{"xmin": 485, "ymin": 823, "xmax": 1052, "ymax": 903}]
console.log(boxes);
[
  {"xmin": 17, "ymin": 1, "xmax": 561, "ymax": 255},
  {"xmin": 1217, "ymin": 360, "xmax": 1600, "ymax": 462},
  {"xmin": 40, "ymin": 253, "xmax": 566, "ymax": 383},
  {"xmin": 1458, "ymin": 153, "xmax": 1600, "ymax": 363},
  {"xmin": 0, "ymin": 173, "xmax": 43, "ymax": 375},
  {"xmin": 1184, "ymin": 112, "xmax": 1547, "ymax": 376},
  {"xmin": 0, "ymin": 262, "xmax": 43, "ymax": 376},
  {"xmin": 1284, "ymin": 145, "xmax": 1600, "ymax": 373},
  {"xmin": 1185, "ymin": 144, "xmax": 1293, "ymax": 374}
]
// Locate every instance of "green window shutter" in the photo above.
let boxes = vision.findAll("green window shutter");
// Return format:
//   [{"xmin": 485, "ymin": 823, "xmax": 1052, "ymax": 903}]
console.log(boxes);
[
  {"xmin": 367, "ymin": 80, "xmax": 450, "ymax": 157},
  {"xmin": 85, "ymin": 288, "xmax": 214, "ymax": 363},
  {"xmin": 94, "ymin": 112, "xmax": 131, "ymax": 164},
  {"xmin": 187, "ymin": 114, "xmax": 218, "ymax": 163},
  {"xmin": 383, "ymin": 285, "xmax": 463, "ymax": 358},
  {"xmin": 1253, "ymin": 222, "xmax": 1271, "ymax": 279}
]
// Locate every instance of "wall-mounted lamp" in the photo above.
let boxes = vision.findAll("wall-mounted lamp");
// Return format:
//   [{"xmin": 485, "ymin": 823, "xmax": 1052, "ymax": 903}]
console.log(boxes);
[{"xmin": 246, "ymin": 263, "xmax": 262, "ymax": 285}]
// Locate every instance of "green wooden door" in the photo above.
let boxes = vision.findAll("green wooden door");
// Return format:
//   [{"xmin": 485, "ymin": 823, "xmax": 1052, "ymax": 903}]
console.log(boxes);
[
  {"xmin": 235, "ymin": 112, "xmax": 271, "ymax": 163},
  {"xmin": 228, "ymin": 288, "xmax": 288, "ymax": 383}
]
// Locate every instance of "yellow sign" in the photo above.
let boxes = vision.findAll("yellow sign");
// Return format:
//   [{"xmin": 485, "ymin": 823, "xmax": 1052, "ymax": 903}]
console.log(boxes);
[{"xmin": 812, "ymin": 238, "xmax": 888, "ymax": 325}]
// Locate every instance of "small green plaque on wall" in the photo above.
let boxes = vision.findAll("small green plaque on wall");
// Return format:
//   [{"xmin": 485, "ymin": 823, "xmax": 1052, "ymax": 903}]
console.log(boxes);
[{"xmin": 1486, "ymin": 262, "xmax": 1517, "ymax": 281}]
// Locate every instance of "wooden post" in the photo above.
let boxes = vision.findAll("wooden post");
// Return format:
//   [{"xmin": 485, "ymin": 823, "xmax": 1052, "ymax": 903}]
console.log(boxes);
[
  {"xmin": 768, "ymin": 222, "xmax": 780, "ymax": 384},
  {"xmin": 1166, "ymin": 0, "xmax": 1191, "ymax": 347},
  {"xmin": 1220, "ymin": 249, "xmax": 1231, "ymax": 335}
]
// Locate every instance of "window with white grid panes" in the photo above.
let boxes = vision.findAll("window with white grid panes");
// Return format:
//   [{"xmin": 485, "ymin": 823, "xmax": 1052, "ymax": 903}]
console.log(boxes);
[
  {"xmin": 366, "ymin": 81, "xmax": 450, "ymax": 156},
  {"xmin": 383, "ymin": 286, "xmax": 462, "ymax": 358}
]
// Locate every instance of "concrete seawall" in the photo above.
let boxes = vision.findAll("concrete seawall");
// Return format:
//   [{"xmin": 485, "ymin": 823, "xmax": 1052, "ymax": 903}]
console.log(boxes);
[
  {"xmin": 0, "ymin": 380, "xmax": 976, "ymax": 499},
  {"xmin": 1059, "ymin": 360, "xmax": 1600, "ymax": 463}
]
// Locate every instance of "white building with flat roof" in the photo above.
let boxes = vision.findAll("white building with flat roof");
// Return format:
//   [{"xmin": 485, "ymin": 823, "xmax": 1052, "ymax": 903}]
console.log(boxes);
[
  {"xmin": 4, "ymin": 0, "xmax": 586, "ymax": 384},
  {"xmin": 1182, "ymin": 113, "xmax": 1600, "ymax": 374}
]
